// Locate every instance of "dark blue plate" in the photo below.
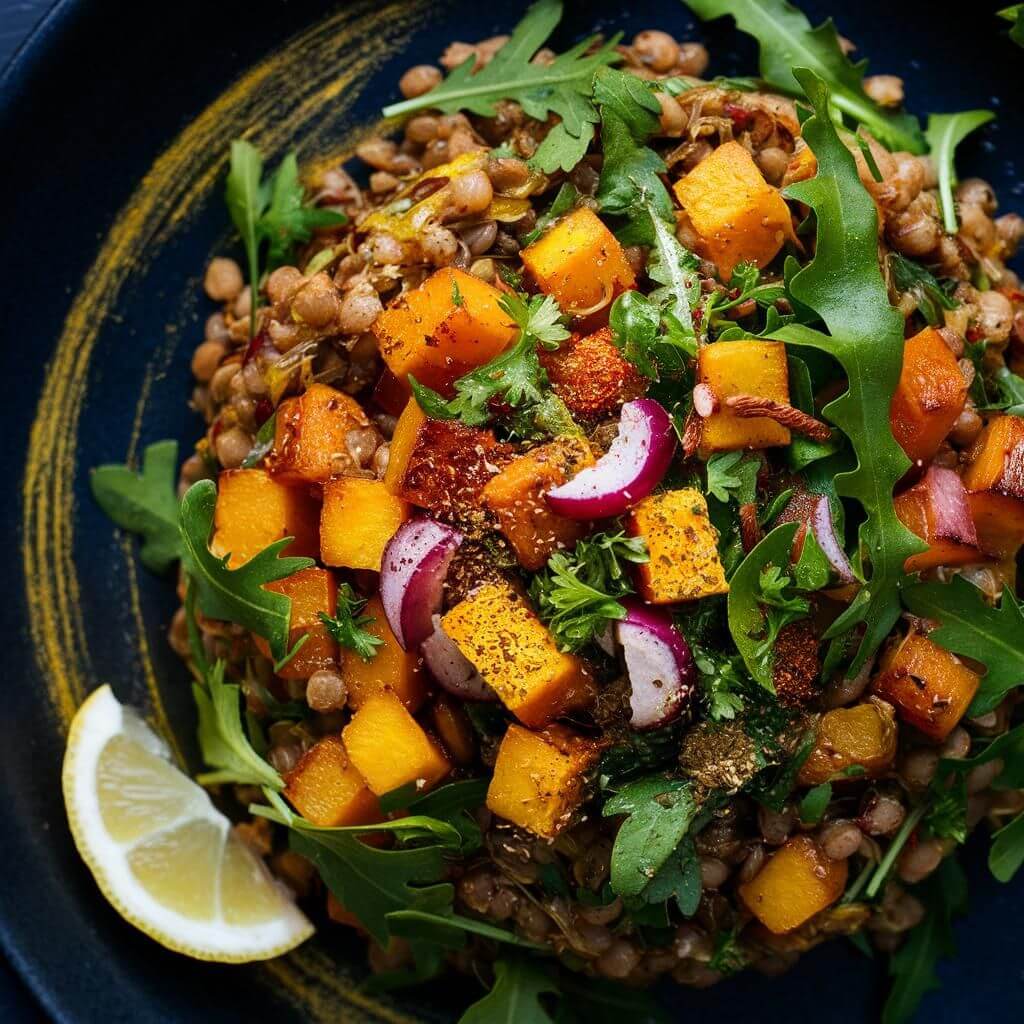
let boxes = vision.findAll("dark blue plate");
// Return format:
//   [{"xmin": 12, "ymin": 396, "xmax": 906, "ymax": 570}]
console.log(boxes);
[{"xmin": 2, "ymin": 1, "xmax": 1022, "ymax": 1020}]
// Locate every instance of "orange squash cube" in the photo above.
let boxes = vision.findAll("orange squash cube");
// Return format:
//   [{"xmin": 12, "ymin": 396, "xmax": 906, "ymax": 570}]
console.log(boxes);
[
  {"xmin": 371, "ymin": 267, "xmax": 517, "ymax": 393},
  {"xmin": 697, "ymin": 340, "xmax": 791, "ymax": 455},
  {"xmin": 521, "ymin": 207, "xmax": 636, "ymax": 315},
  {"xmin": 320, "ymin": 477, "xmax": 408, "ymax": 571},
  {"xmin": 738, "ymin": 835, "xmax": 847, "ymax": 934},
  {"xmin": 339, "ymin": 595, "xmax": 426, "ymax": 712},
  {"xmin": 271, "ymin": 383, "xmax": 370, "ymax": 486},
  {"xmin": 889, "ymin": 327, "xmax": 967, "ymax": 465},
  {"xmin": 873, "ymin": 632, "xmax": 981, "ymax": 741},
  {"xmin": 894, "ymin": 468, "xmax": 980, "ymax": 573},
  {"xmin": 253, "ymin": 567, "xmax": 337, "ymax": 679},
  {"xmin": 481, "ymin": 437, "xmax": 594, "ymax": 570},
  {"xmin": 486, "ymin": 724, "xmax": 603, "ymax": 838},
  {"xmin": 211, "ymin": 468, "xmax": 319, "ymax": 569},
  {"xmin": 441, "ymin": 583, "xmax": 594, "ymax": 728},
  {"xmin": 674, "ymin": 141, "xmax": 795, "ymax": 280},
  {"xmin": 797, "ymin": 699, "xmax": 898, "ymax": 786},
  {"xmin": 383, "ymin": 398, "xmax": 428, "ymax": 495},
  {"xmin": 372, "ymin": 368, "xmax": 411, "ymax": 417},
  {"xmin": 963, "ymin": 414, "xmax": 1024, "ymax": 497},
  {"xmin": 626, "ymin": 489, "xmax": 728, "ymax": 604},
  {"xmin": 781, "ymin": 144, "xmax": 817, "ymax": 187},
  {"xmin": 342, "ymin": 692, "xmax": 450, "ymax": 796},
  {"xmin": 430, "ymin": 694, "xmax": 477, "ymax": 766},
  {"xmin": 284, "ymin": 735, "xmax": 382, "ymax": 828},
  {"xmin": 968, "ymin": 490, "xmax": 1024, "ymax": 559}
]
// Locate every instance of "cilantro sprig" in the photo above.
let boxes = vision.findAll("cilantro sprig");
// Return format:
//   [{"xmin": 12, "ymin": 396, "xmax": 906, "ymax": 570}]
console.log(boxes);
[{"xmin": 319, "ymin": 583, "xmax": 383, "ymax": 661}]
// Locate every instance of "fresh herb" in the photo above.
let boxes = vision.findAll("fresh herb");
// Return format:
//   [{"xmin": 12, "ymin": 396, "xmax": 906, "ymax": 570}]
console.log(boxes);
[
  {"xmin": 318, "ymin": 582, "xmax": 383, "ymax": 661},
  {"xmin": 179, "ymin": 479, "xmax": 315, "ymax": 665},
  {"xmin": 598, "ymin": 722, "xmax": 685, "ymax": 785},
  {"xmin": 451, "ymin": 277, "xmax": 464, "ymax": 307},
  {"xmin": 746, "ymin": 724, "xmax": 816, "ymax": 811},
  {"xmin": 241, "ymin": 413, "xmax": 277, "ymax": 469},
  {"xmin": 90, "ymin": 439, "xmax": 182, "ymax": 573},
  {"xmin": 459, "ymin": 957, "xmax": 558, "ymax": 1024},
  {"xmin": 751, "ymin": 564, "xmax": 811, "ymax": 673},
  {"xmin": 380, "ymin": 0, "xmax": 620, "ymax": 174},
  {"xmin": 705, "ymin": 451, "xmax": 760, "ymax": 505},
  {"xmin": 865, "ymin": 804, "xmax": 927, "ymax": 900},
  {"xmin": 990, "ymin": 812, "xmax": 1024, "ymax": 882},
  {"xmin": 702, "ymin": 262, "xmax": 787, "ymax": 330},
  {"xmin": 692, "ymin": 643, "xmax": 747, "ymax": 721},
  {"xmin": 902, "ymin": 576, "xmax": 1024, "ymax": 716},
  {"xmin": 388, "ymin": 909, "xmax": 545, "ymax": 951},
  {"xmin": 682, "ymin": 0, "xmax": 926, "ymax": 153},
  {"xmin": 991, "ymin": 365, "xmax": 1024, "ymax": 415},
  {"xmin": 855, "ymin": 133, "xmax": 884, "ymax": 182},
  {"xmin": 708, "ymin": 928, "xmax": 747, "ymax": 976},
  {"xmin": 529, "ymin": 531, "xmax": 648, "ymax": 651},
  {"xmin": 797, "ymin": 781, "xmax": 833, "ymax": 824},
  {"xmin": 923, "ymin": 776, "xmax": 968, "ymax": 845},
  {"xmin": 998, "ymin": 4, "xmax": 1024, "ymax": 47},
  {"xmin": 521, "ymin": 182, "xmax": 580, "ymax": 247},
  {"xmin": 888, "ymin": 253, "xmax": 959, "ymax": 327},
  {"xmin": 924, "ymin": 111, "xmax": 996, "ymax": 234},
  {"xmin": 641, "ymin": 837, "xmax": 703, "ymax": 916},
  {"xmin": 646, "ymin": 203, "xmax": 701, "ymax": 352}
]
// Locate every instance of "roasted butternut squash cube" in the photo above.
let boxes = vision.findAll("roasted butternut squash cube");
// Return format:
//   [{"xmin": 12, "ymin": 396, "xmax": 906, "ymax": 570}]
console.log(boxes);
[
  {"xmin": 481, "ymin": 437, "xmax": 594, "ymax": 570},
  {"xmin": 371, "ymin": 267, "xmax": 517, "ymax": 392},
  {"xmin": 626, "ymin": 489, "xmax": 728, "ymax": 604},
  {"xmin": 342, "ymin": 692, "xmax": 450, "ymax": 795},
  {"xmin": 430, "ymin": 694, "xmax": 477, "ymax": 766},
  {"xmin": 340, "ymin": 595, "xmax": 426, "ymax": 712},
  {"xmin": 697, "ymin": 340, "xmax": 791, "ymax": 454},
  {"xmin": 738, "ymin": 835, "xmax": 847, "ymax": 934},
  {"xmin": 890, "ymin": 327, "xmax": 967, "ymax": 465},
  {"xmin": 797, "ymin": 698, "xmax": 898, "ymax": 786},
  {"xmin": 873, "ymin": 632, "xmax": 981, "ymax": 741},
  {"xmin": 538, "ymin": 327, "xmax": 646, "ymax": 418},
  {"xmin": 441, "ymin": 583, "xmax": 594, "ymax": 727},
  {"xmin": 674, "ymin": 141, "xmax": 795, "ymax": 280},
  {"xmin": 271, "ymin": 383, "xmax": 370, "ymax": 486},
  {"xmin": 781, "ymin": 144, "xmax": 817, "ymax": 187},
  {"xmin": 486, "ymin": 724, "xmax": 603, "ymax": 838},
  {"xmin": 211, "ymin": 468, "xmax": 319, "ymax": 569},
  {"xmin": 253, "ymin": 567, "xmax": 337, "ymax": 679},
  {"xmin": 384, "ymin": 398, "xmax": 428, "ymax": 495},
  {"xmin": 521, "ymin": 207, "xmax": 636, "ymax": 315},
  {"xmin": 968, "ymin": 491, "xmax": 1024, "ymax": 559},
  {"xmin": 284, "ymin": 735, "xmax": 382, "ymax": 828},
  {"xmin": 894, "ymin": 467, "xmax": 980, "ymax": 573},
  {"xmin": 963, "ymin": 414, "xmax": 1024, "ymax": 498},
  {"xmin": 320, "ymin": 477, "xmax": 408, "ymax": 571}
]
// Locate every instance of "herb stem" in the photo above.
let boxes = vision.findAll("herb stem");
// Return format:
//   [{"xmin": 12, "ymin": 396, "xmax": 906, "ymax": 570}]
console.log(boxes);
[{"xmin": 865, "ymin": 804, "xmax": 926, "ymax": 900}]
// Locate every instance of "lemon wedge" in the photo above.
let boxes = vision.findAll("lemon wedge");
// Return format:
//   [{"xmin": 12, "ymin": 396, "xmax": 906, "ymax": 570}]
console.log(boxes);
[{"xmin": 62, "ymin": 685, "xmax": 313, "ymax": 962}]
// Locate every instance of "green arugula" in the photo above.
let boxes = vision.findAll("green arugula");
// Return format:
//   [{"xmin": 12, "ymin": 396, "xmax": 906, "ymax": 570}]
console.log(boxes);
[
  {"xmin": 924, "ymin": 111, "xmax": 996, "ymax": 233},
  {"xmin": 990, "ymin": 812, "xmax": 1024, "ymax": 882},
  {"xmin": 380, "ymin": 0, "xmax": 620, "ymax": 173},
  {"xmin": 91, "ymin": 440, "xmax": 182, "ymax": 573},
  {"xmin": 705, "ymin": 451, "xmax": 760, "ymax": 505},
  {"xmin": 640, "ymin": 836, "xmax": 703, "ymax": 916},
  {"xmin": 902, "ymin": 576, "xmax": 1024, "ymax": 716},
  {"xmin": 387, "ymin": 909, "xmax": 545, "ymax": 951},
  {"xmin": 991, "ymin": 365, "xmax": 1024, "ymax": 415},
  {"xmin": 179, "ymin": 479, "xmax": 315, "ymax": 665},
  {"xmin": 318, "ymin": 583, "xmax": 383, "ymax": 661},
  {"xmin": 520, "ymin": 182, "xmax": 580, "ymax": 247},
  {"xmin": 459, "ymin": 957, "xmax": 558, "ymax": 1024},
  {"xmin": 888, "ymin": 254, "xmax": 959, "ymax": 328},
  {"xmin": 998, "ymin": 5, "xmax": 1024, "ymax": 47},
  {"xmin": 529, "ymin": 531, "xmax": 648, "ymax": 652}
]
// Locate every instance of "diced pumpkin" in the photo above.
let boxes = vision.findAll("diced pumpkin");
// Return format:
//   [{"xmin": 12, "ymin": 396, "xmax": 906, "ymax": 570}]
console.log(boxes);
[
  {"xmin": 486, "ymin": 723, "xmax": 603, "ymax": 838},
  {"xmin": 521, "ymin": 207, "xmax": 636, "ymax": 314},
  {"xmin": 371, "ymin": 267, "xmax": 517, "ymax": 392},
  {"xmin": 738, "ymin": 835, "xmax": 848, "ymax": 934},
  {"xmin": 626, "ymin": 489, "xmax": 729, "ymax": 604},
  {"xmin": 538, "ymin": 327, "xmax": 646, "ymax": 418},
  {"xmin": 373, "ymin": 368, "xmax": 411, "ymax": 417},
  {"xmin": 339, "ymin": 595, "xmax": 426, "ymax": 712},
  {"xmin": 441, "ymin": 583, "xmax": 594, "ymax": 727},
  {"xmin": 673, "ymin": 141, "xmax": 795, "ymax": 280},
  {"xmin": 963, "ymin": 414, "xmax": 1024, "ymax": 497},
  {"xmin": 481, "ymin": 437, "xmax": 594, "ymax": 570},
  {"xmin": 342, "ymin": 692, "xmax": 450, "ymax": 796},
  {"xmin": 430, "ymin": 694, "xmax": 477, "ymax": 766},
  {"xmin": 872, "ymin": 632, "xmax": 981, "ymax": 741},
  {"xmin": 284, "ymin": 735, "xmax": 382, "ymax": 828},
  {"xmin": 968, "ymin": 490, "xmax": 1024, "ymax": 559},
  {"xmin": 781, "ymin": 144, "xmax": 817, "ymax": 187},
  {"xmin": 894, "ymin": 469, "xmax": 980, "ymax": 573},
  {"xmin": 271, "ymin": 383, "xmax": 370, "ymax": 486},
  {"xmin": 320, "ymin": 477, "xmax": 408, "ymax": 571},
  {"xmin": 797, "ymin": 698, "xmax": 898, "ymax": 786},
  {"xmin": 211, "ymin": 468, "xmax": 319, "ymax": 569},
  {"xmin": 383, "ymin": 398, "xmax": 428, "ymax": 495},
  {"xmin": 889, "ymin": 327, "xmax": 967, "ymax": 465},
  {"xmin": 253, "ymin": 567, "xmax": 337, "ymax": 679},
  {"xmin": 697, "ymin": 340, "xmax": 791, "ymax": 455}
]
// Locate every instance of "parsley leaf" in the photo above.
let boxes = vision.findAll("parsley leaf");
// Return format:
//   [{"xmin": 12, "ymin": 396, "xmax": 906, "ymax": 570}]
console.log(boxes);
[
  {"xmin": 924, "ymin": 111, "xmax": 996, "ymax": 234},
  {"xmin": 179, "ymin": 479, "xmax": 315, "ymax": 665},
  {"xmin": 692, "ymin": 643, "xmax": 747, "ymax": 721},
  {"xmin": 460, "ymin": 957, "xmax": 558, "ymax": 1024},
  {"xmin": 752, "ymin": 564, "xmax": 811, "ymax": 672},
  {"xmin": 90, "ymin": 439, "xmax": 182, "ymax": 573},
  {"xmin": 319, "ymin": 583, "xmax": 383, "ymax": 661},
  {"xmin": 705, "ymin": 451, "xmax": 760, "ymax": 504},
  {"xmin": 708, "ymin": 928, "xmax": 748, "ymax": 976},
  {"xmin": 923, "ymin": 776, "xmax": 968, "ymax": 845},
  {"xmin": 501, "ymin": 291, "xmax": 571, "ymax": 350},
  {"xmin": 380, "ymin": 0, "xmax": 620, "ymax": 174}
]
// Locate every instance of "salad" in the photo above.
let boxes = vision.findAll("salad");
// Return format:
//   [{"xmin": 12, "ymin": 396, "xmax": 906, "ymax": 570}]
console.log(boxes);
[{"xmin": 71, "ymin": 1, "xmax": 1024, "ymax": 1021}]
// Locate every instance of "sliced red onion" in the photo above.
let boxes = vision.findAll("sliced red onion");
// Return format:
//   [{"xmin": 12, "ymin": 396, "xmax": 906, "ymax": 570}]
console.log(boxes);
[
  {"xmin": 616, "ymin": 598, "xmax": 694, "ymax": 731},
  {"xmin": 421, "ymin": 615, "xmax": 497, "ymax": 701},
  {"xmin": 925, "ymin": 465, "xmax": 978, "ymax": 546},
  {"xmin": 692, "ymin": 383, "xmax": 718, "ymax": 418},
  {"xmin": 380, "ymin": 519, "xmax": 463, "ymax": 651},
  {"xmin": 809, "ymin": 495, "xmax": 856, "ymax": 584},
  {"xmin": 545, "ymin": 399, "xmax": 676, "ymax": 519}
]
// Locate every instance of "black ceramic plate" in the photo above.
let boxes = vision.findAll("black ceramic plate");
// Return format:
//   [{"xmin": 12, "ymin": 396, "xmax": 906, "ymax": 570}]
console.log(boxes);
[{"xmin": 2, "ymin": 1, "xmax": 1023, "ymax": 1021}]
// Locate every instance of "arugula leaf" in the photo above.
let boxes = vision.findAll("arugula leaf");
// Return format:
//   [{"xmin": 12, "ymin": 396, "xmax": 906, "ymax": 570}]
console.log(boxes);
[
  {"xmin": 529, "ymin": 531, "xmax": 648, "ymax": 651},
  {"xmin": 646, "ymin": 204, "xmax": 701, "ymax": 349},
  {"xmin": 609, "ymin": 290, "xmax": 662, "ymax": 378},
  {"xmin": 705, "ymin": 451, "xmax": 760, "ymax": 505},
  {"xmin": 990, "ymin": 812, "xmax": 1024, "ymax": 882},
  {"xmin": 888, "ymin": 254, "xmax": 959, "ymax": 328},
  {"xmin": 90, "ymin": 439, "xmax": 182, "ymax": 573},
  {"xmin": 318, "ymin": 583, "xmax": 383, "ymax": 661},
  {"xmin": 381, "ymin": 0, "xmax": 620, "ymax": 174},
  {"xmin": 179, "ymin": 479, "xmax": 315, "ymax": 664},
  {"xmin": 460, "ymin": 957, "xmax": 558, "ymax": 1024},
  {"xmin": 682, "ymin": 0, "xmax": 925, "ymax": 153},
  {"xmin": 924, "ymin": 111, "xmax": 996, "ymax": 234},
  {"xmin": 998, "ymin": 5, "xmax": 1024, "ymax": 47},
  {"xmin": 521, "ymin": 182, "xmax": 580, "ymax": 247},
  {"xmin": 991, "ymin": 365, "xmax": 1024, "ymax": 415},
  {"xmin": 764, "ymin": 70, "xmax": 924, "ymax": 674},
  {"xmin": 902, "ymin": 576, "xmax": 1024, "ymax": 716},
  {"xmin": 882, "ymin": 858, "xmax": 967, "ymax": 1024},
  {"xmin": 226, "ymin": 140, "xmax": 266, "ymax": 336},
  {"xmin": 603, "ymin": 776, "xmax": 697, "ymax": 899},
  {"xmin": 387, "ymin": 909, "xmax": 546, "ymax": 951}
]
